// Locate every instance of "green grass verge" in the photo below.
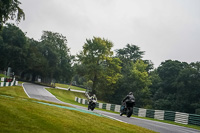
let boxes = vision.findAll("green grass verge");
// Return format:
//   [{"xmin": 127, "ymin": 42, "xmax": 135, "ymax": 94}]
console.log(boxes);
[
  {"xmin": 46, "ymin": 88, "xmax": 106, "ymax": 105},
  {"xmin": 0, "ymin": 74, "xmax": 5, "ymax": 77},
  {"xmin": 0, "ymin": 74, "xmax": 9, "ymax": 78},
  {"xmin": 55, "ymin": 83, "xmax": 86, "ymax": 91},
  {"xmin": 18, "ymin": 81, "xmax": 24, "ymax": 84},
  {"xmin": 0, "ymin": 85, "xmax": 28, "ymax": 98},
  {"xmin": 0, "ymin": 86, "xmax": 156, "ymax": 133},
  {"xmin": 47, "ymin": 88, "xmax": 87, "ymax": 105}
]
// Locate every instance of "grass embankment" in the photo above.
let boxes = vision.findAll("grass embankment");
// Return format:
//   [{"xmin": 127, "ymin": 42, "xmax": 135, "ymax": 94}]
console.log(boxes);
[
  {"xmin": 47, "ymin": 88, "xmax": 87, "ymax": 105},
  {"xmin": 0, "ymin": 74, "xmax": 5, "ymax": 77},
  {"xmin": 0, "ymin": 85, "xmax": 156, "ymax": 133},
  {"xmin": 0, "ymin": 96, "xmax": 156, "ymax": 133},
  {"xmin": 0, "ymin": 85, "xmax": 28, "ymax": 98},
  {"xmin": 55, "ymin": 83, "xmax": 86, "ymax": 91}
]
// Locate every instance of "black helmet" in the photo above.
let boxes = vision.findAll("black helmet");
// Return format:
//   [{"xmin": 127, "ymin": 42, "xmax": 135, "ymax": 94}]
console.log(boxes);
[{"xmin": 129, "ymin": 92, "xmax": 133, "ymax": 95}]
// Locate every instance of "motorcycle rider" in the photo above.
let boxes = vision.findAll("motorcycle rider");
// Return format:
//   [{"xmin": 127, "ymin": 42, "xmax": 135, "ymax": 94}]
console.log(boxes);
[
  {"xmin": 88, "ymin": 94, "xmax": 97, "ymax": 110},
  {"xmin": 120, "ymin": 92, "xmax": 135, "ymax": 116}
]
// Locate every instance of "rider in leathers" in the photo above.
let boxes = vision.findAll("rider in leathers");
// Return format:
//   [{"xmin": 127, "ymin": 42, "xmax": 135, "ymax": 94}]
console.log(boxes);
[{"xmin": 122, "ymin": 92, "xmax": 135, "ymax": 109}]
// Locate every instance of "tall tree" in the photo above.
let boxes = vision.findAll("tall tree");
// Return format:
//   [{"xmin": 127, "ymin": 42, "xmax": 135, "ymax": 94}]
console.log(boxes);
[
  {"xmin": 113, "ymin": 60, "xmax": 151, "ymax": 107},
  {"xmin": 25, "ymin": 38, "xmax": 48, "ymax": 81},
  {"xmin": 0, "ymin": 0, "xmax": 25, "ymax": 30},
  {"xmin": 115, "ymin": 44, "xmax": 144, "ymax": 63},
  {"xmin": 115, "ymin": 44, "xmax": 153, "ymax": 73},
  {"xmin": 113, "ymin": 44, "xmax": 152, "ymax": 106},
  {"xmin": 152, "ymin": 60, "xmax": 191, "ymax": 112},
  {"xmin": 77, "ymin": 37, "xmax": 121, "ymax": 97},
  {"xmin": 0, "ymin": 23, "xmax": 27, "ymax": 75},
  {"xmin": 174, "ymin": 62, "xmax": 200, "ymax": 114},
  {"xmin": 40, "ymin": 31, "xmax": 72, "ymax": 83}
]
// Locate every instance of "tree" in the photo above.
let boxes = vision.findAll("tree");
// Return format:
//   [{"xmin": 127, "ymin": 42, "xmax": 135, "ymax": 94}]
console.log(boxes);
[
  {"xmin": 25, "ymin": 38, "xmax": 48, "ymax": 81},
  {"xmin": 115, "ymin": 43, "xmax": 153, "ymax": 74},
  {"xmin": 113, "ymin": 60, "xmax": 151, "ymax": 107},
  {"xmin": 151, "ymin": 60, "xmax": 200, "ymax": 114},
  {"xmin": 157, "ymin": 60, "xmax": 185, "ymax": 94},
  {"xmin": 40, "ymin": 31, "xmax": 73, "ymax": 83},
  {"xmin": 174, "ymin": 62, "xmax": 200, "ymax": 113},
  {"xmin": 0, "ymin": 0, "xmax": 25, "ymax": 30},
  {"xmin": 112, "ymin": 44, "xmax": 152, "ymax": 106},
  {"xmin": 77, "ymin": 37, "xmax": 121, "ymax": 97},
  {"xmin": 115, "ymin": 44, "xmax": 144, "ymax": 63},
  {"xmin": 0, "ymin": 23, "xmax": 27, "ymax": 75}
]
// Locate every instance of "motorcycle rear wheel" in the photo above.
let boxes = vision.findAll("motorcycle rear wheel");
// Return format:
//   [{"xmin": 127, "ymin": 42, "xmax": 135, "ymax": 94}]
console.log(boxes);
[{"xmin": 126, "ymin": 107, "xmax": 133, "ymax": 117}]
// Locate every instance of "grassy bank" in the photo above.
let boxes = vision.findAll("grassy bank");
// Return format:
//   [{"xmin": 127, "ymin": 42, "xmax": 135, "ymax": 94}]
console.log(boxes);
[
  {"xmin": 0, "ymin": 86, "xmax": 156, "ymax": 133},
  {"xmin": 0, "ymin": 85, "xmax": 28, "ymax": 98},
  {"xmin": 47, "ymin": 88, "xmax": 87, "ymax": 105},
  {"xmin": 55, "ymin": 83, "xmax": 86, "ymax": 91}
]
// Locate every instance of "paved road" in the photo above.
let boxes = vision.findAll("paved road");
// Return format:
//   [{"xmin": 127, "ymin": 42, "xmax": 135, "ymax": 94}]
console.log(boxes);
[{"xmin": 23, "ymin": 83, "xmax": 200, "ymax": 133}]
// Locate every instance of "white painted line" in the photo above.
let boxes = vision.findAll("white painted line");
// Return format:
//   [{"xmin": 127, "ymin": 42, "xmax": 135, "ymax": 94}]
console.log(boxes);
[
  {"xmin": 101, "ymin": 114, "xmax": 127, "ymax": 123},
  {"xmin": 22, "ymin": 83, "xmax": 31, "ymax": 98}
]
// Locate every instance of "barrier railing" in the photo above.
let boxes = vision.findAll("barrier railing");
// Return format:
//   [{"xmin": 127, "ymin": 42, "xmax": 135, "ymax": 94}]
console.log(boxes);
[
  {"xmin": 75, "ymin": 97, "xmax": 200, "ymax": 126},
  {"xmin": 0, "ymin": 81, "xmax": 18, "ymax": 87}
]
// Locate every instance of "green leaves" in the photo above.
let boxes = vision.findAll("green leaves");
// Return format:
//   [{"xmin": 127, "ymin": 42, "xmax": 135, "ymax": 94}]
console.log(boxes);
[
  {"xmin": 0, "ymin": 0, "xmax": 25, "ymax": 30},
  {"xmin": 0, "ymin": 24, "xmax": 73, "ymax": 83},
  {"xmin": 152, "ymin": 60, "xmax": 200, "ymax": 114},
  {"xmin": 40, "ymin": 31, "xmax": 72, "ymax": 82},
  {"xmin": 77, "ymin": 37, "xmax": 121, "ymax": 98}
]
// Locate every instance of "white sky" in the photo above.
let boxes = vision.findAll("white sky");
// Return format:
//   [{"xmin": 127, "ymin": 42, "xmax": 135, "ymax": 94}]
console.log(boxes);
[{"xmin": 16, "ymin": 0, "xmax": 200, "ymax": 68}]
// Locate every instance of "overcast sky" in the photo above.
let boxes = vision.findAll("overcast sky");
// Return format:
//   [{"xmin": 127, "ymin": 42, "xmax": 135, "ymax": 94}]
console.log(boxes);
[{"xmin": 16, "ymin": 0, "xmax": 200, "ymax": 68}]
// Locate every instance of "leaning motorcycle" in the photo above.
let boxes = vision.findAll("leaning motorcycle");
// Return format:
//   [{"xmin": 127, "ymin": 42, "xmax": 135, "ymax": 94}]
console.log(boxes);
[
  {"xmin": 120, "ymin": 101, "xmax": 134, "ymax": 117},
  {"xmin": 88, "ymin": 99, "xmax": 97, "ymax": 111}
]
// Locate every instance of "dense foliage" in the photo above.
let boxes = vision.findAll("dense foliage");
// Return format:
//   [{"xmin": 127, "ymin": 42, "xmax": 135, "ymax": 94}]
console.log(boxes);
[
  {"xmin": 0, "ymin": 24, "xmax": 199, "ymax": 114},
  {"xmin": 75, "ymin": 37, "xmax": 122, "ymax": 100},
  {"xmin": 150, "ymin": 60, "xmax": 200, "ymax": 114},
  {"xmin": 0, "ymin": 0, "xmax": 25, "ymax": 29},
  {"xmin": 0, "ymin": 24, "xmax": 73, "ymax": 83}
]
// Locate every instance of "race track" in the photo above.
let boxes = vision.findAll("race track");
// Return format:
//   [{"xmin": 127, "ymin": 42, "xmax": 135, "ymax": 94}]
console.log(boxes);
[{"xmin": 23, "ymin": 82, "xmax": 199, "ymax": 133}]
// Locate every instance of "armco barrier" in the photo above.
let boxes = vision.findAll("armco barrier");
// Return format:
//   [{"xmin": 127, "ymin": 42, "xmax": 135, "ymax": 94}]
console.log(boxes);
[
  {"xmin": 189, "ymin": 114, "xmax": 200, "ymax": 126},
  {"xmin": 0, "ymin": 81, "xmax": 18, "ymax": 87},
  {"xmin": 154, "ymin": 110, "xmax": 164, "ymax": 120},
  {"xmin": 146, "ymin": 109, "xmax": 155, "ymax": 118},
  {"xmin": 175, "ymin": 112, "xmax": 189, "ymax": 125},
  {"xmin": 138, "ymin": 108, "xmax": 147, "ymax": 117},
  {"xmin": 164, "ymin": 110, "xmax": 175, "ymax": 122},
  {"xmin": 75, "ymin": 97, "xmax": 200, "ymax": 126}
]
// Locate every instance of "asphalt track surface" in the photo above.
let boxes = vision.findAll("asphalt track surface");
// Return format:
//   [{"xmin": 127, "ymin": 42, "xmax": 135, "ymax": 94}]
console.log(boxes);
[{"xmin": 23, "ymin": 83, "xmax": 200, "ymax": 133}]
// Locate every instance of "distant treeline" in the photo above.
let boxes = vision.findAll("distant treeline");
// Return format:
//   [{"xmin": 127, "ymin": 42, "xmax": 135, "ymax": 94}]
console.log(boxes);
[{"xmin": 0, "ymin": 23, "xmax": 199, "ymax": 114}]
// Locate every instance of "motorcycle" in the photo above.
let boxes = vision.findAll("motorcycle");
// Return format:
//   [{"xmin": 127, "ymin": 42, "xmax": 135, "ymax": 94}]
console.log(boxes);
[
  {"xmin": 120, "ymin": 101, "xmax": 134, "ymax": 117},
  {"xmin": 88, "ymin": 99, "xmax": 97, "ymax": 111}
]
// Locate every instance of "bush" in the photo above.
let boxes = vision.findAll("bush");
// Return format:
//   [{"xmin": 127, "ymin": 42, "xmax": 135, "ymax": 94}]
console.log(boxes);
[{"xmin": 195, "ymin": 108, "xmax": 200, "ymax": 115}]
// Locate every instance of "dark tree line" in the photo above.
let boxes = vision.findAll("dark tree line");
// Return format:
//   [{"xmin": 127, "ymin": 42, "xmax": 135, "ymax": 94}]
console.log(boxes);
[
  {"xmin": 150, "ymin": 60, "xmax": 200, "ymax": 114},
  {"xmin": 0, "ymin": 24, "xmax": 73, "ymax": 83}
]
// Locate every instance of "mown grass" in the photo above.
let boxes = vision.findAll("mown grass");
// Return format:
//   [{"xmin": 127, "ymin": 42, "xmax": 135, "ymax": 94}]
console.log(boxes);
[
  {"xmin": 0, "ymin": 85, "xmax": 156, "ymax": 133},
  {"xmin": 0, "ymin": 74, "xmax": 5, "ymax": 77},
  {"xmin": 0, "ymin": 74, "xmax": 9, "ymax": 78},
  {"xmin": 55, "ymin": 83, "xmax": 86, "ymax": 91},
  {"xmin": 0, "ymin": 95, "xmax": 156, "ymax": 133},
  {"xmin": 0, "ymin": 85, "xmax": 28, "ymax": 98},
  {"xmin": 47, "ymin": 88, "xmax": 87, "ymax": 105}
]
